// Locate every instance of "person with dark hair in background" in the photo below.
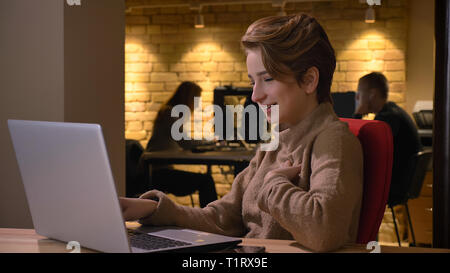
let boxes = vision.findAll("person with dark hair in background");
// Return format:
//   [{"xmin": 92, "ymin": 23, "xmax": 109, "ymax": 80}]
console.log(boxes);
[
  {"xmin": 354, "ymin": 72, "xmax": 422, "ymax": 204},
  {"xmin": 139, "ymin": 81, "xmax": 218, "ymax": 208}
]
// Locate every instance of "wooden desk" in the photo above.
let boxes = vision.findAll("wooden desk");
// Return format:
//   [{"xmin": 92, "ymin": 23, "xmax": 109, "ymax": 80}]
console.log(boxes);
[{"xmin": 1, "ymin": 224, "xmax": 449, "ymax": 253}]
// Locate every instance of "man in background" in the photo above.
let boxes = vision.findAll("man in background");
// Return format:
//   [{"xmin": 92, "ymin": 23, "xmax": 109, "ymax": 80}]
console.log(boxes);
[{"xmin": 354, "ymin": 72, "xmax": 422, "ymax": 205}]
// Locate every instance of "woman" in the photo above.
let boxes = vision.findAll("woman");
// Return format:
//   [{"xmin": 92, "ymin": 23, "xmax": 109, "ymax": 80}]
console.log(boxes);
[
  {"xmin": 120, "ymin": 14, "xmax": 363, "ymax": 252},
  {"xmin": 141, "ymin": 81, "xmax": 218, "ymax": 208}
]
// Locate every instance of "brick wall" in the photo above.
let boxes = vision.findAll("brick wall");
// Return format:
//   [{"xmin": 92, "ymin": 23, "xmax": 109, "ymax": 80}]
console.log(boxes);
[
  {"xmin": 125, "ymin": 0, "xmax": 407, "ymax": 142},
  {"xmin": 124, "ymin": 0, "xmax": 409, "ymax": 244}
]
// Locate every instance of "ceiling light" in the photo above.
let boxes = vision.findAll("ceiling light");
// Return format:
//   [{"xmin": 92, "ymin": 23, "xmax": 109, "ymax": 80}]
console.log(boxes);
[
  {"xmin": 190, "ymin": 3, "xmax": 205, "ymax": 29},
  {"xmin": 273, "ymin": 0, "xmax": 286, "ymax": 16},
  {"xmin": 272, "ymin": 0, "xmax": 286, "ymax": 8},
  {"xmin": 365, "ymin": 6, "xmax": 375, "ymax": 23},
  {"xmin": 195, "ymin": 13, "xmax": 205, "ymax": 29}
]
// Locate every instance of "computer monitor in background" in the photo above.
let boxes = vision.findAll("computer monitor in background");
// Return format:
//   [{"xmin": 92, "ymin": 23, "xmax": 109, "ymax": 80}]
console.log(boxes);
[
  {"xmin": 331, "ymin": 91, "xmax": 356, "ymax": 118},
  {"xmin": 213, "ymin": 88, "xmax": 357, "ymax": 143},
  {"xmin": 213, "ymin": 86, "xmax": 266, "ymax": 144},
  {"xmin": 413, "ymin": 100, "xmax": 433, "ymax": 147}
]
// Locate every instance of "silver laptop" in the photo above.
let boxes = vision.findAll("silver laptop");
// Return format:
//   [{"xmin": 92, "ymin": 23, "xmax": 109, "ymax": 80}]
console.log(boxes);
[{"xmin": 8, "ymin": 119, "xmax": 241, "ymax": 253}]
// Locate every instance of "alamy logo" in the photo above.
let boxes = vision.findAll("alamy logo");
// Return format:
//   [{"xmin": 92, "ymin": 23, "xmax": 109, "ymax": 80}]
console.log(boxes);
[
  {"xmin": 366, "ymin": 241, "xmax": 381, "ymax": 253},
  {"xmin": 66, "ymin": 0, "xmax": 81, "ymax": 6},
  {"xmin": 171, "ymin": 97, "xmax": 279, "ymax": 151},
  {"xmin": 66, "ymin": 241, "xmax": 81, "ymax": 253},
  {"xmin": 366, "ymin": 0, "xmax": 381, "ymax": 5}
]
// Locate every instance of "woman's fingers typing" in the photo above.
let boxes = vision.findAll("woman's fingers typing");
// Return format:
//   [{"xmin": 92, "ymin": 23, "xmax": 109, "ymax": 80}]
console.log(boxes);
[{"xmin": 118, "ymin": 197, "xmax": 157, "ymax": 221}]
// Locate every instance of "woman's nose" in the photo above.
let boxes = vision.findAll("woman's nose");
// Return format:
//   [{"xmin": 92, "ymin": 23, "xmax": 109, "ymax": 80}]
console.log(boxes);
[{"xmin": 251, "ymin": 84, "xmax": 266, "ymax": 104}]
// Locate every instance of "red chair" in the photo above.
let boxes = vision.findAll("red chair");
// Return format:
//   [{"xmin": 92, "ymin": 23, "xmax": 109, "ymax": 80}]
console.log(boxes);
[{"xmin": 340, "ymin": 118, "xmax": 393, "ymax": 244}]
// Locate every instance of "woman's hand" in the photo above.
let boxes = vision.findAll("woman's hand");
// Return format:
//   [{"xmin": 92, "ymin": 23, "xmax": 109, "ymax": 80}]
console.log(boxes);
[
  {"xmin": 266, "ymin": 160, "xmax": 301, "ymax": 183},
  {"xmin": 119, "ymin": 197, "xmax": 158, "ymax": 221},
  {"xmin": 257, "ymin": 160, "xmax": 302, "ymax": 212}
]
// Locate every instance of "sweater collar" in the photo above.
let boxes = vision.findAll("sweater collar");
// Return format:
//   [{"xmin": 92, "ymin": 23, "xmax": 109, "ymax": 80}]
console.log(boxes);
[{"xmin": 278, "ymin": 102, "xmax": 338, "ymax": 149}]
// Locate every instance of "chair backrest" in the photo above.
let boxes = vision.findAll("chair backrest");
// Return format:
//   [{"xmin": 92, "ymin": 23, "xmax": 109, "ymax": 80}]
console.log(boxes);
[
  {"xmin": 407, "ymin": 150, "xmax": 432, "ymax": 200},
  {"xmin": 340, "ymin": 118, "xmax": 394, "ymax": 244},
  {"xmin": 125, "ymin": 139, "xmax": 145, "ymax": 197}
]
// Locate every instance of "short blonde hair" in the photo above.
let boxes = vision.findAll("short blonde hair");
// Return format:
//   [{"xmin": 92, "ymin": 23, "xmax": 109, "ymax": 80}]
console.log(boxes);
[{"xmin": 241, "ymin": 13, "xmax": 336, "ymax": 103}]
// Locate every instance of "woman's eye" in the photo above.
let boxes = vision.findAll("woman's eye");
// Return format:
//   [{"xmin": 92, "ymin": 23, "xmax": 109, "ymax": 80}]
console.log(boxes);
[
  {"xmin": 249, "ymin": 82, "xmax": 255, "ymax": 86},
  {"xmin": 264, "ymin": 78, "xmax": 273, "ymax": 82}
]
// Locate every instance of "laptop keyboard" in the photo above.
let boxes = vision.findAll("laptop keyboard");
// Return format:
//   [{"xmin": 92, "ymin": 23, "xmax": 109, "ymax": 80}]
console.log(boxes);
[{"xmin": 128, "ymin": 229, "xmax": 192, "ymax": 251}]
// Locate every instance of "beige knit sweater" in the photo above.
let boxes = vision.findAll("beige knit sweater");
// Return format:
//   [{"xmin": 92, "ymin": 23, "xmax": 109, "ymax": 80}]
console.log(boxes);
[{"xmin": 139, "ymin": 102, "xmax": 364, "ymax": 252}]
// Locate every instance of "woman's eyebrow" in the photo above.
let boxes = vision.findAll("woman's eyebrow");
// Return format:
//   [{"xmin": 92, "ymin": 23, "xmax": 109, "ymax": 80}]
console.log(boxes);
[
  {"xmin": 256, "ymin": 70, "xmax": 268, "ymax": 76},
  {"xmin": 248, "ymin": 71, "xmax": 269, "ymax": 79}
]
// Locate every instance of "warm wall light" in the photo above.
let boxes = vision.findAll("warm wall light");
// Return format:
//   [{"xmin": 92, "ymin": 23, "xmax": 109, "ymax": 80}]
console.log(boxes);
[
  {"xmin": 195, "ymin": 13, "xmax": 205, "ymax": 28},
  {"xmin": 365, "ymin": 6, "xmax": 376, "ymax": 23}
]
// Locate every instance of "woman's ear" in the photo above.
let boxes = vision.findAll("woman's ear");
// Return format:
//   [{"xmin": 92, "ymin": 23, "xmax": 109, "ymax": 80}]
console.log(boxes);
[{"xmin": 302, "ymin": 67, "xmax": 320, "ymax": 95}]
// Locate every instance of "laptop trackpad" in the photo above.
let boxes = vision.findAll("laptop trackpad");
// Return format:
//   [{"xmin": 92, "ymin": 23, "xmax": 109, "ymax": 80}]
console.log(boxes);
[{"xmin": 135, "ymin": 226, "xmax": 235, "ymax": 244}]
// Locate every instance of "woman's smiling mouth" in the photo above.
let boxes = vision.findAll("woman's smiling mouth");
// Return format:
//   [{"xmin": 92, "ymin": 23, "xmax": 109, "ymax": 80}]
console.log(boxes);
[{"xmin": 261, "ymin": 103, "xmax": 278, "ymax": 118}]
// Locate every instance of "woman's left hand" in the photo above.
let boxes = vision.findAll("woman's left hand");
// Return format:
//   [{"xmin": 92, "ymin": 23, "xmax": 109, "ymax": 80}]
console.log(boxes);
[
  {"xmin": 266, "ymin": 160, "xmax": 301, "ymax": 183},
  {"xmin": 257, "ymin": 160, "xmax": 302, "ymax": 212}
]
